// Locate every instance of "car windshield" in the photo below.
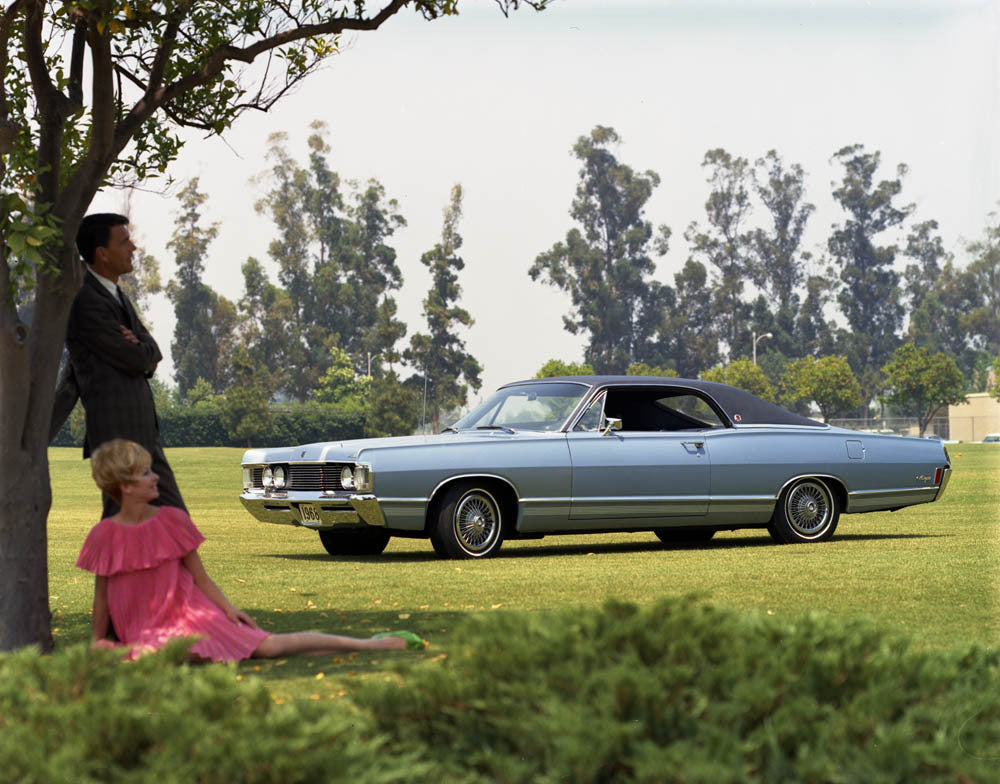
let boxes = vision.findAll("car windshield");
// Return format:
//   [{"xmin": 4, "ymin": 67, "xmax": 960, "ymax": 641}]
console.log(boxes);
[{"xmin": 449, "ymin": 382, "xmax": 589, "ymax": 432}]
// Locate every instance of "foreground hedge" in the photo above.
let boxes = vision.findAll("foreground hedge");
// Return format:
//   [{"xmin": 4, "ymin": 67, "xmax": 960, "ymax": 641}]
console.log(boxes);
[
  {"xmin": 0, "ymin": 641, "xmax": 426, "ymax": 784},
  {"xmin": 365, "ymin": 599, "xmax": 1000, "ymax": 783},
  {"xmin": 3, "ymin": 601, "xmax": 998, "ymax": 783}
]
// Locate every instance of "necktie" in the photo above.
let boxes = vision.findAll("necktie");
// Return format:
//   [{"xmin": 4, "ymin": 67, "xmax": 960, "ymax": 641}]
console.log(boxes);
[{"xmin": 116, "ymin": 286, "xmax": 135, "ymax": 329}]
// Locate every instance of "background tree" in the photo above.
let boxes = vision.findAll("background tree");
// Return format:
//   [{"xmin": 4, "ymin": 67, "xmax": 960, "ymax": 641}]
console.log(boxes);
[
  {"xmin": 626, "ymin": 362, "xmax": 677, "ymax": 377},
  {"xmin": 535, "ymin": 358, "xmax": 595, "ymax": 377},
  {"xmin": 314, "ymin": 345, "xmax": 371, "ymax": 417},
  {"xmin": 796, "ymin": 271, "xmax": 840, "ymax": 358},
  {"xmin": 406, "ymin": 185, "xmax": 482, "ymax": 433},
  {"xmin": 702, "ymin": 359, "xmax": 776, "ymax": 402},
  {"xmin": 1, "ymin": 0, "xmax": 549, "ymax": 652},
  {"xmin": 881, "ymin": 344, "xmax": 967, "ymax": 436},
  {"xmin": 529, "ymin": 126, "xmax": 671, "ymax": 373},
  {"xmin": 748, "ymin": 150, "xmax": 814, "ymax": 359},
  {"xmin": 253, "ymin": 127, "xmax": 407, "ymax": 399},
  {"xmin": 219, "ymin": 350, "xmax": 274, "ymax": 448},
  {"xmin": 963, "ymin": 211, "xmax": 1000, "ymax": 361},
  {"xmin": 828, "ymin": 144, "xmax": 913, "ymax": 415},
  {"xmin": 165, "ymin": 179, "xmax": 235, "ymax": 397},
  {"xmin": 685, "ymin": 149, "xmax": 753, "ymax": 360},
  {"xmin": 781, "ymin": 355, "xmax": 861, "ymax": 422},
  {"xmin": 663, "ymin": 259, "xmax": 719, "ymax": 377},
  {"xmin": 365, "ymin": 370, "xmax": 422, "ymax": 437}
]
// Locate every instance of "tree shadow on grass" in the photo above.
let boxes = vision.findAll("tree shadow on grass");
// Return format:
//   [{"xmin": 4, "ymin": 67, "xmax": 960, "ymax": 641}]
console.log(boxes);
[{"xmin": 263, "ymin": 530, "xmax": 949, "ymax": 563}]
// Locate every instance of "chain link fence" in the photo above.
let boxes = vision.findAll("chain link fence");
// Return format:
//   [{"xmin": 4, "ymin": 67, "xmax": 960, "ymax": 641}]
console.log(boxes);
[{"xmin": 826, "ymin": 416, "xmax": 950, "ymax": 438}]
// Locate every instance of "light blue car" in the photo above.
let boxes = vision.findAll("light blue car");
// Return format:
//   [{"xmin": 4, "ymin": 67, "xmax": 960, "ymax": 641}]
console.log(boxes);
[{"xmin": 240, "ymin": 376, "xmax": 952, "ymax": 559}]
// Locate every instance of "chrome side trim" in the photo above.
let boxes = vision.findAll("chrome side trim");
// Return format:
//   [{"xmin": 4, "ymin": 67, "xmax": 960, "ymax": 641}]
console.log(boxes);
[
  {"xmin": 569, "ymin": 495, "xmax": 714, "ymax": 503},
  {"xmin": 848, "ymin": 486, "xmax": 943, "ymax": 497},
  {"xmin": 710, "ymin": 494, "xmax": 778, "ymax": 503},
  {"xmin": 428, "ymin": 474, "xmax": 520, "ymax": 505},
  {"xmin": 776, "ymin": 473, "xmax": 843, "ymax": 498}
]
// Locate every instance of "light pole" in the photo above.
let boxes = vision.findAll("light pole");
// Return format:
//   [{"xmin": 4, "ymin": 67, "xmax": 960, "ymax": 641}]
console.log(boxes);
[{"xmin": 752, "ymin": 331, "xmax": 772, "ymax": 365}]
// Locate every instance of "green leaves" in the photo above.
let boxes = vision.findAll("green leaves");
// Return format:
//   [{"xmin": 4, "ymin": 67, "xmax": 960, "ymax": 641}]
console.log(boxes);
[
  {"xmin": 1, "ymin": 193, "xmax": 61, "ymax": 303},
  {"xmin": 881, "ymin": 344, "xmax": 966, "ymax": 433}
]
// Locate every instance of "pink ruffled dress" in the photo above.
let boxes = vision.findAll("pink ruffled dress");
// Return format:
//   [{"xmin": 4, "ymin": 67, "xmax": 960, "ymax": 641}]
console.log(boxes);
[{"xmin": 76, "ymin": 506, "xmax": 270, "ymax": 662}]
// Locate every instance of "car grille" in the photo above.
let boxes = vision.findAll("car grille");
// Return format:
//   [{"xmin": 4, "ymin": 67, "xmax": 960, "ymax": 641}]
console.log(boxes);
[{"xmin": 249, "ymin": 464, "xmax": 353, "ymax": 492}]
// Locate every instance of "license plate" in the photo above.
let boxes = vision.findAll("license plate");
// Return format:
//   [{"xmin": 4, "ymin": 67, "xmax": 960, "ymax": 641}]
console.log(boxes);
[{"xmin": 298, "ymin": 504, "xmax": 322, "ymax": 525}]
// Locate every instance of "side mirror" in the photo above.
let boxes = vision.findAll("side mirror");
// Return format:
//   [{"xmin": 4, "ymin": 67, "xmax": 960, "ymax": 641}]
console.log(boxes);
[{"xmin": 602, "ymin": 417, "xmax": 622, "ymax": 437}]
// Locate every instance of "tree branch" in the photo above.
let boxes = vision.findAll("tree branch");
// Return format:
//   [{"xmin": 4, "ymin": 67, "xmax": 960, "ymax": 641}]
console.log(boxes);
[
  {"xmin": 0, "ymin": 0, "xmax": 26, "ymax": 154},
  {"xmin": 114, "ymin": 0, "xmax": 410, "ymax": 148},
  {"xmin": 68, "ymin": 11, "xmax": 86, "ymax": 107}
]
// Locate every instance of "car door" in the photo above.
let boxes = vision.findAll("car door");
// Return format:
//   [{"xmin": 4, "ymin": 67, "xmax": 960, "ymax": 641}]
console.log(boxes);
[{"xmin": 564, "ymin": 388, "xmax": 714, "ymax": 524}]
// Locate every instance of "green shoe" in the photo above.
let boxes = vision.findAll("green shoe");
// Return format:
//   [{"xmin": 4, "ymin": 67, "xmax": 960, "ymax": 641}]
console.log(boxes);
[{"xmin": 372, "ymin": 630, "xmax": 424, "ymax": 650}]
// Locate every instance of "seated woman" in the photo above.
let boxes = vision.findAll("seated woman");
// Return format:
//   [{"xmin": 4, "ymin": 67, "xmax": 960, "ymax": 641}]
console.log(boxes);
[{"xmin": 77, "ymin": 439, "xmax": 422, "ymax": 661}]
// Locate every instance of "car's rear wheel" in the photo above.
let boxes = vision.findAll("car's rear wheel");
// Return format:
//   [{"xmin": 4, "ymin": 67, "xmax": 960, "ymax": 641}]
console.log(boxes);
[
  {"xmin": 430, "ymin": 483, "xmax": 504, "ymax": 559},
  {"xmin": 318, "ymin": 528, "xmax": 391, "ymax": 556},
  {"xmin": 768, "ymin": 478, "xmax": 839, "ymax": 543},
  {"xmin": 654, "ymin": 527, "xmax": 716, "ymax": 544}
]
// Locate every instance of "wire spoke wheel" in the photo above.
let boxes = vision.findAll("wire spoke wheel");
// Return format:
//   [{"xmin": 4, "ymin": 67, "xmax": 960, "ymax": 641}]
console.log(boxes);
[
  {"xmin": 786, "ymin": 482, "xmax": 832, "ymax": 536},
  {"xmin": 455, "ymin": 494, "xmax": 498, "ymax": 551},
  {"xmin": 769, "ymin": 477, "xmax": 839, "ymax": 544},
  {"xmin": 431, "ymin": 484, "xmax": 504, "ymax": 558}
]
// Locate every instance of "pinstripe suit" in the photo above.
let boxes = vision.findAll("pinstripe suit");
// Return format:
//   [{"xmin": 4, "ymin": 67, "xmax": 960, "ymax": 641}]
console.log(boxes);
[{"xmin": 52, "ymin": 271, "xmax": 186, "ymax": 517}]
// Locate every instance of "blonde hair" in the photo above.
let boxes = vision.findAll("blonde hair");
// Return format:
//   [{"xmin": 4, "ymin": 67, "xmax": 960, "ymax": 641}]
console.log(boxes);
[{"xmin": 90, "ymin": 439, "xmax": 152, "ymax": 501}]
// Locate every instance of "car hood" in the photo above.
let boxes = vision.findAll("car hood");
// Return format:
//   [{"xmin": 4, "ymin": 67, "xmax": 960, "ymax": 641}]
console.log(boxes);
[{"xmin": 242, "ymin": 430, "xmax": 555, "ymax": 464}]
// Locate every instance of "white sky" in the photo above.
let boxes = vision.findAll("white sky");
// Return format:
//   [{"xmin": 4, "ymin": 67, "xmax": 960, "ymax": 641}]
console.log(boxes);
[{"xmin": 89, "ymin": 0, "xmax": 1000, "ymax": 403}]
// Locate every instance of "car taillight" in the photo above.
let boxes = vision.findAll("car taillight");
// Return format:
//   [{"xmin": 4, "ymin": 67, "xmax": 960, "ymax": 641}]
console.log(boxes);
[{"xmin": 934, "ymin": 467, "xmax": 942, "ymax": 485}]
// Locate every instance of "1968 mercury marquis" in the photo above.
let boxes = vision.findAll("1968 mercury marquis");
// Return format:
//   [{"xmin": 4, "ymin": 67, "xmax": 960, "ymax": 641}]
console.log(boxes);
[{"xmin": 239, "ymin": 376, "xmax": 952, "ymax": 559}]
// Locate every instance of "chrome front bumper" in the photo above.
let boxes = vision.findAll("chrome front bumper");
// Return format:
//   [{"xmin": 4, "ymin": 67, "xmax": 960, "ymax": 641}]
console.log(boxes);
[{"xmin": 239, "ymin": 492, "xmax": 387, "ymax": 530}]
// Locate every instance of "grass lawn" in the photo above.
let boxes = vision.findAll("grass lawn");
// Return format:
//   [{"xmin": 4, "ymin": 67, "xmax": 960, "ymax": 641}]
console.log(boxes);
[{"xmin": 46, "ymin": 443, "xmax": 999, "ymax": 702}]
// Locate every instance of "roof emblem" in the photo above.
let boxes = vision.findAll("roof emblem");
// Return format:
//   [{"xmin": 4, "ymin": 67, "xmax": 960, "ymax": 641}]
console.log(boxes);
[{"xmin": 733, "ymin": 414, "xmax": 742, "ymax": 423}]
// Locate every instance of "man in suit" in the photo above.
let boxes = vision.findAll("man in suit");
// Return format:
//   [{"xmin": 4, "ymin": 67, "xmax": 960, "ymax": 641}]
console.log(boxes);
[{"xmin": 51, "ymin": 213, "xmax": 186, "ymax": 518}]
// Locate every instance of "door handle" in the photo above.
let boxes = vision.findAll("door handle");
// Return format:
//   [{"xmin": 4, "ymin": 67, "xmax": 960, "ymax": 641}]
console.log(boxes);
[{"xmin": 681, "ymin": 441, "xmax": 704, "ymax": 449}]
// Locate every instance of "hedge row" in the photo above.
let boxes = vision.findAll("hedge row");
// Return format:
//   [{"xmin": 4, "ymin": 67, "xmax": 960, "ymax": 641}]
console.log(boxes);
[
  {"xmin": 3, "ymin": 599, "xmax": 998, "ymax": 782},
  {"xmin": 51, "ymin": 405, "xmax": 366, "ymax": 449}
]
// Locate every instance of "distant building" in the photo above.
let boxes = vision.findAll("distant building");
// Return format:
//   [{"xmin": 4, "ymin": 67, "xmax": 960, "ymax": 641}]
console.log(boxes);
[{"xmin": 949, "ymin": 391, "xmax": 1000, "ymax": 442}]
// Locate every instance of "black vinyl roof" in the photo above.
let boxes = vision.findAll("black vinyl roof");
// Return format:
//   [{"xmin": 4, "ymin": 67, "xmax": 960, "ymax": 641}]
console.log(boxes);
[{"xmin": 507, "ymin": 376, "xmax": 826, "ymax": 428}]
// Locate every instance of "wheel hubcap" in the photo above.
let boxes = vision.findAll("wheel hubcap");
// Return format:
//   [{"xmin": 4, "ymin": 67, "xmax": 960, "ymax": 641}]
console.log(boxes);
[
  {"xmin": 454, "ymin": 493, "xmax": 499, "ymax": 553},
  {"xmin": 787, "ymin": 482, "xmax": 831, "ymax": 536}
]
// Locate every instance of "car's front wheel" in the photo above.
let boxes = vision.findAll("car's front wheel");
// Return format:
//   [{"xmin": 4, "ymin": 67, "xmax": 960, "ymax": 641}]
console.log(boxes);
[
  {"xmin": 318, "ymin": 528, "xmax": 391, "ymax": 556},
  {"xmin": 768, "ymin": 478, "xmax": 839, "ymax": 543},
  {"xmin": 430, "ymin": 484, "xmax": 504, "ymax": 559}
]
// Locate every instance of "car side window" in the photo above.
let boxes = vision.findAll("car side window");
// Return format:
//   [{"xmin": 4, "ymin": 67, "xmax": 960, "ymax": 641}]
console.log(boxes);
[
  {"xmin": 574, "ymin": 393, "xmax": 606, "ymax": 431},
  {"xmin": 657, "ymin": 394, "xmax": 726, "ymax": 429},
  {"xmin": 602, "ymin": 388, "xmax": 726, "ymax": 432}
]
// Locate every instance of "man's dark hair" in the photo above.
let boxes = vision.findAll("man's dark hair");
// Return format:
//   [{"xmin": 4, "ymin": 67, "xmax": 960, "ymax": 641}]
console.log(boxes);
[{"xmin": 76, "ymin": 213, "xmax": 129, "ymax": 265}]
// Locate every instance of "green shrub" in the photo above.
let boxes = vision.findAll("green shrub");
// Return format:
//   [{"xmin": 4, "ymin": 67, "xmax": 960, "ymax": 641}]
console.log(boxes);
[
  {"xmin": 5, "ymin": 602, "xmax": 998, "ymax": 783},
  {"xmin": 160, "ymin": 407, "xmax": 230, "ymax": 447},
  {"xmin": 0, "ymin": 641, "xmax": 428, "ymax": 784},
  {"xmin": 361, "ymin": 599, "xmax": 1000, "ymax": 783}
]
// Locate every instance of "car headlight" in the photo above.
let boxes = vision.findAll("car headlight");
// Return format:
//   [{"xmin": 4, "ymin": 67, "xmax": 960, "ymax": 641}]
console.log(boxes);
[
  {"xmin": 262, "ymin": 467, "xmax": 273, "ymax": 488},
  {"xmin": 340, "ymin": 466, "xmax": 355, "ymax": 490},
  {"xmin": 273, "ymin": 465, "xmax": 286, "ymax": 489}
]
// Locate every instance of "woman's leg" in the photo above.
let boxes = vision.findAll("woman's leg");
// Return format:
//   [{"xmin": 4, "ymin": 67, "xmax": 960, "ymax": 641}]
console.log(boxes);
[{"xmin": 252, "ymin": 631, "xmax": 407, "ymax": 658}]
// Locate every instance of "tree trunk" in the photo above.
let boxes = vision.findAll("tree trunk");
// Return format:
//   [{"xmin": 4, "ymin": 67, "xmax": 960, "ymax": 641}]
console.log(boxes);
[
  {"xmin": 0, "ymin": 447, "xmax": 54, "ymax": 652},
  {"xmin": 0, "ymin": 240, "xmax": 81, "ymax": 652}
]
